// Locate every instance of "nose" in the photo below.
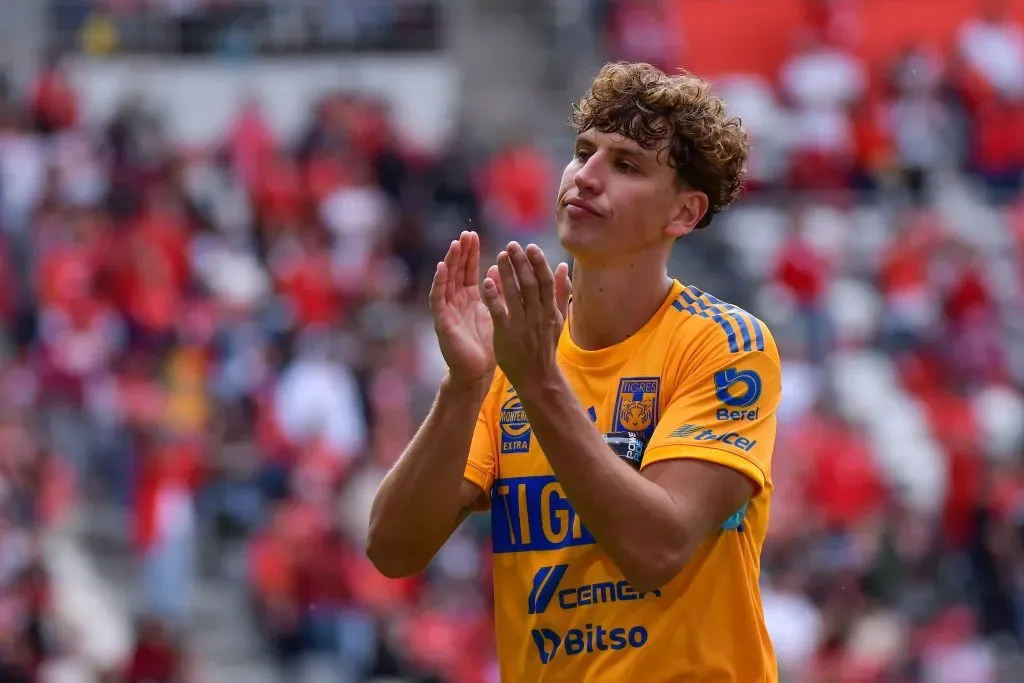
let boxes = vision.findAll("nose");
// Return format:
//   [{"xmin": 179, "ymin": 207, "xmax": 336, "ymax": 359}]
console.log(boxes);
[{"xmin": 573, "ymin": 155, "xmax": 602, "ymax": 195}]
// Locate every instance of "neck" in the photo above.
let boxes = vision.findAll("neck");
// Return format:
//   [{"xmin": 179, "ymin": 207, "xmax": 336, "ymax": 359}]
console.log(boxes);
[{"xmin": 568, "ymin": 258, "xmax": 674, "ymax": 351}]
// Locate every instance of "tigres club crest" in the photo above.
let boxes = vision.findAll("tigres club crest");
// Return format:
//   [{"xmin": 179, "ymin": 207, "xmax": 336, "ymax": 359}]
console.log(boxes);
[{"xmin": 613, "ymin": 377, "xmax": 661, "ymax": 442}]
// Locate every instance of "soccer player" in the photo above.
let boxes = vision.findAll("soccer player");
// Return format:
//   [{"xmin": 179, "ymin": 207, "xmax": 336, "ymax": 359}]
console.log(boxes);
[{"xmin": 368, "ymin": 62, "xmax": 780, "ymax": 681}]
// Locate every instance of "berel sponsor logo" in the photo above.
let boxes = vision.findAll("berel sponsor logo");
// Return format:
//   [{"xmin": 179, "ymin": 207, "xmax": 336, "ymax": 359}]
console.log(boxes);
[
  {"xmin": 714, "ymin": 368, "xmax": 761, "ymax": 408},
  {"xmin": 716, "ymin": 407, "xmax": 759, "ymax": 421}
]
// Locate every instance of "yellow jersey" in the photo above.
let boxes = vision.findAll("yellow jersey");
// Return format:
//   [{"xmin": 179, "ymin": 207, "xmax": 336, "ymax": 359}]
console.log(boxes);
[{"xmin": 463, "ymin": 280, "xmax": 781, "ymax": 682}]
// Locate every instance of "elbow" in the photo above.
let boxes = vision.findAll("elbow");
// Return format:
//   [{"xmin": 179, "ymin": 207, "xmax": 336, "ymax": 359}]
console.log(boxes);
[
  {"xmin": 367, "ymin": 556, "xmax": 418, "ymax": 581},
  {"xmin": 365, "ymin": 524, "xmax": 425, "ymax": 580},
  {"xmin": 621, "ymin": 547, "xmax": 690, "ymax": 594},
  {"xmin": 623, "ymin": 568, "xmax": 676, "ymax": 595},
  {"xmin": 365, "ymin": 537, "xmax": 418, "ymax": 579}
]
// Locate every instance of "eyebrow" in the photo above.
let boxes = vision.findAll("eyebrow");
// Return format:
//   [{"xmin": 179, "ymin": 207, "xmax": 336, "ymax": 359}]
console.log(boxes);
[{"xmin": 576, "ymin": 136, "xmax": 652, "ymax": 160}]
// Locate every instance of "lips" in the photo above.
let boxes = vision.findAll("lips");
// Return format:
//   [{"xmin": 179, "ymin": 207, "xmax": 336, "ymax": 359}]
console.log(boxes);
[{"xmin": 565, "ymin": 197, "xmax": 604, "ymax": 217}]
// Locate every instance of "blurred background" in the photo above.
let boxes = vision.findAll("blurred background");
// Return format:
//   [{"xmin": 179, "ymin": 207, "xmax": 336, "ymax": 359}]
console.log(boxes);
[{"xmin": 0, "ymin": 0, "xmax": 1022, "ymax": 681}]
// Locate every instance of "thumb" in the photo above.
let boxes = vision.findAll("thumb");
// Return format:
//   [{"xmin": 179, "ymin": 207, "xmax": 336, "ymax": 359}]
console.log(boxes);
[
  {"xmin": 554, "ymin": 262, "xmax": 571, "ymax": 324},
  {"xmin": 485, "ymin": 264, "xmax": 504, "ymax": 300}
]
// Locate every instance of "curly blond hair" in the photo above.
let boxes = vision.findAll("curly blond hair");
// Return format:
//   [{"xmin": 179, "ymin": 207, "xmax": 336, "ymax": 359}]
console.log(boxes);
[{"xmin": 569, "ymin": 62, "xmax": 749, "ymax": 229}]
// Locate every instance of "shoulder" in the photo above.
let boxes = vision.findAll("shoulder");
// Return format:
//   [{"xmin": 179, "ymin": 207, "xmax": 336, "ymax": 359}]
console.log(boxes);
[
  {"xmin": 660, "ymin": 284, "xmax": 778, "ymax": 364},
  {"xmin": 656, "ymin": 285, "xmax": 781, "ymax": 408}
]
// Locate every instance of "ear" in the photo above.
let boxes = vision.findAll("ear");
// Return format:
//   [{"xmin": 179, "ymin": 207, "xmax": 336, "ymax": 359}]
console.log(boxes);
[{"xmin": 665, "ymin": 190, "xmax": 709, "ymax": 238}]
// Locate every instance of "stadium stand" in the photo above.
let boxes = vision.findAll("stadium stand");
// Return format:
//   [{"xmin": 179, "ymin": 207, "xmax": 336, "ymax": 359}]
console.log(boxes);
[{"xmin": 0, "ymin": 1, "xmax": 1020, "ymax": 682}]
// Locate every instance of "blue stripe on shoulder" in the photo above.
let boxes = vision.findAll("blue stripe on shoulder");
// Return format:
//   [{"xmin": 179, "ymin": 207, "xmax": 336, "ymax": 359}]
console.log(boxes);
[{"xmin": 675, "ymin": 286, "xmax": 766, "ymax": 353}]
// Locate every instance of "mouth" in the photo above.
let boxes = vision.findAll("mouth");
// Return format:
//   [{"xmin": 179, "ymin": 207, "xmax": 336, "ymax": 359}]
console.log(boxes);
[{"xmin": 565, "ymin": 197, "xmax": 604, "ymax": 217}]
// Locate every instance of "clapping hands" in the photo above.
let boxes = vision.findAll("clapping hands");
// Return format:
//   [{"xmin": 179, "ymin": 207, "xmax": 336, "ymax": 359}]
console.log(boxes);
[
  {"xmin": 482, "ymin": 242, "xmax": 571, "ymax": 390},
  {"xmin": 429, "ymin": 233, "xmax": 571, "ymax": 390}
]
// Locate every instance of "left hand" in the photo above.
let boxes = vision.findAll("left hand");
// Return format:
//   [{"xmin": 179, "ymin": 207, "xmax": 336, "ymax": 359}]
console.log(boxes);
[{"xmin": 482, "ymin": 242, "xmax": 571, "ymax": 389}]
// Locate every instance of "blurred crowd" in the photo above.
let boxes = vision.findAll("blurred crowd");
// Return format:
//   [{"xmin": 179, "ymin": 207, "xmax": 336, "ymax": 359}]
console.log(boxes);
[
  {"xmin": 0, "ymin": 0, "xmax": 1020, "ymax": 682},
  {"xmin": 652, "ymin": 1, "xmax": 1024, "ymax": 681},
  {"xmin": 0, "ymin": 42, "xmax": 499, "ymax": 680},
  {"xmin": 52, "ymin": 0, "xmax": 442, "ymax": 55}
]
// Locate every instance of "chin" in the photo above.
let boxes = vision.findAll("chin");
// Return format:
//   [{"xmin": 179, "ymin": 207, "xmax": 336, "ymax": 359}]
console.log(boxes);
[
  {"xmin": 556, "ymin": 220, "xmax": 584, "ymax": 251},
  {"xmin": 556, "ymin": 221, "xmax": 603, "ymax": 262}
]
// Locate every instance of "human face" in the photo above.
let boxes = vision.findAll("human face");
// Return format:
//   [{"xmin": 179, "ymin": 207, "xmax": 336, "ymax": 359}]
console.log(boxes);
[{"xmin": 555, "ymin": 128, "xmax": 705, "ymax": 263}]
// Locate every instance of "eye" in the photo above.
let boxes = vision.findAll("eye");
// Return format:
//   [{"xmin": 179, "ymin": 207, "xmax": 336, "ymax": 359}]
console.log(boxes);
[
  {"xmin": 615, "ymin": 161, "xmax": 637, "ymax": 174},
  {"xmin": 574, "ymin": 149, "xmax": 590, "ymax": 162}
]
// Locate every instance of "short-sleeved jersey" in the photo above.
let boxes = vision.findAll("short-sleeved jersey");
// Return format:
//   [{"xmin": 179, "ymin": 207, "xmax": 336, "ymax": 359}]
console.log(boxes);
[{"xmin": 463, "ymin": 280, "xmax": 781, "ymax": 682}]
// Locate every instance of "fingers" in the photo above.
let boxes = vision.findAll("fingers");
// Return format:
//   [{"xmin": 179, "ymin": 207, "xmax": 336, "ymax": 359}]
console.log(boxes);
[
  {"xmin": 428, "ymin": 261, "xmax": 447, "ymax": 316},
  {"xmin": 482, "ymin": 276, "xmax": 508, "ymax": 327},
  {"xmin": 447, "ymin": 238, "xmax": 464, "ymax": 297},
  {"xmin": 525, "ymin": 244, "xmax": 555, "ymax": 319},
  {"xmin": 496, "ymin": 243, "xmax": 568, "ymax": 325},
  {"xmin": 554, "ymin": 261, "xmax": 571, "ymax": 323},
  {"xmin": 486, "ymin": 264, "xmax": 504, "ymax": 300},
  {"xmin": 497, "ymin": 249, "xmax": 524, "ymax": 323},
  {"xmin": 508, "ymin": 243, "xmax": 542, "ymax": 315},
  {"xmin": 461, "ymin": 231, "xmax": 478, "ymax": 287},
  {"xmin": 441, "ymin": 239, "xmax": 462, "ymax": 303},
  {"xmin": 438, "ymin": 231, "xmax": 482, "ymax": 304}
]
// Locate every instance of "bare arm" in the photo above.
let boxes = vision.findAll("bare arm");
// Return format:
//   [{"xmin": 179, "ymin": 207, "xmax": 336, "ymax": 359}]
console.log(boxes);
[
  {"xmin": 516, "ymin": 374, "xmax": 752, "ymax": 592},
  {"xmin": 367, "ymin": 230, "xmax": 498, "ymax": 578},
  {"xmin": 366, "ymin": 374, "xmax": 490, "ymax": 578}
]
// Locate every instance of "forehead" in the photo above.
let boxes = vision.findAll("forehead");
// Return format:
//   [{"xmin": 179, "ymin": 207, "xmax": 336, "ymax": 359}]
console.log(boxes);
[{"xmin": 576, "ymin": 129, "xmax": 668, "ymax": 161}]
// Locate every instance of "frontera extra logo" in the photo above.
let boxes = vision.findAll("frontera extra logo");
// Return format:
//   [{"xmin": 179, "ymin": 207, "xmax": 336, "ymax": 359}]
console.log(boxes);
[{"xmin": 499, "ymin": 394, "xmax": 531, "ymax": 454}]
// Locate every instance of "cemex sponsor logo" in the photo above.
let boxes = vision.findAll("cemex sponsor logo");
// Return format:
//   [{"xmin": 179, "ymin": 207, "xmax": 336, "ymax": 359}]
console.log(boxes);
[
  {"xmin": 528, "ymin": 566, "xmax": 662, "ymax": 615},
  {"xmin": 528, "ymin": 566, "xmax": 657, "ymax": 664}
]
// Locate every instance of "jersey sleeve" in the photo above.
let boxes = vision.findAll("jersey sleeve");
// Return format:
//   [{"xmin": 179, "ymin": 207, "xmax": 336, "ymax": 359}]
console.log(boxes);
[
  {"xmin": 641, "ymin": 325, "xmax": 781, "ymax": 495},
  {"xmin": 463, "ymin": 373, "xmax": 504, "ymax": 510}
]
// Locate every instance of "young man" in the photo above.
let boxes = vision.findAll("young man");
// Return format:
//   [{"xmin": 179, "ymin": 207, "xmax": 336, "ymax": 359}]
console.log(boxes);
[{"xmin": 368, "ymin": 62, "xmax": 781, "ymax": 681}]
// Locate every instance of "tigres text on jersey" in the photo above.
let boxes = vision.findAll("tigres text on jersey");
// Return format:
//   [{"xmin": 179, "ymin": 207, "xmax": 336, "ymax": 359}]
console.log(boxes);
[{"xmin": 463, "ymin": 280, "xmax": 781, "ymax": 682}]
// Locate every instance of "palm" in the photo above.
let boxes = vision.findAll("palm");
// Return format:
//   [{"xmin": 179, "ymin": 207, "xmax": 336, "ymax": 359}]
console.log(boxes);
[
  {"xmin": 429, "ymin": 232, "xmax": 497, "ymax": 383},
  {"xmin": 435, "ymin": 284, "xmax": 494, "ymax": 379}
]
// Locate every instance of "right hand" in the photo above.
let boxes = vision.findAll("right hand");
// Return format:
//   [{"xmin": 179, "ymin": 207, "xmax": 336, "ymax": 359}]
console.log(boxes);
[{"xmin": 429, "ymin": 231, "xmax": 497, "ymax": 385}]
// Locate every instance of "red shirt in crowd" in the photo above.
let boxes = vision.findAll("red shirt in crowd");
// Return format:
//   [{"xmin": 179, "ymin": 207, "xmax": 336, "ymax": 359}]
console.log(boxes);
[
  {"xmin": 30, "ymin": 67, "xmax": 78, "ymax": 132},
  {"xmin": 480, "ymin": 145, "xmax": 553, "ymax": 231},
  {"xmin": 775, "ymin": 237, "xmax": 829, "ymax": 306}
]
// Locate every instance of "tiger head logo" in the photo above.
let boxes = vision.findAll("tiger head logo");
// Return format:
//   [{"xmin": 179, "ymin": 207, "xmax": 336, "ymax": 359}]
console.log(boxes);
[{"xmin": 619, "ymin": 400, "xmax": 653, "ymax": 432}]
